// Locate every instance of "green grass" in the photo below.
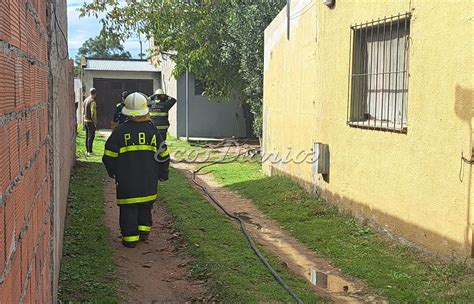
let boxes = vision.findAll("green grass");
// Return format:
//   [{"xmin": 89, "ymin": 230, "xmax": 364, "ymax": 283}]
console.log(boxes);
[
  {"xmin": 58, "ymin": 127, "xmax": 119, "ymax": 303},
  {"xmin": 159, "ymin": 168, "xmax": 326, "ymax": 303},
  {"xmin": 204, "ymin": 161, "xmax": 474, "ymax": 302}
]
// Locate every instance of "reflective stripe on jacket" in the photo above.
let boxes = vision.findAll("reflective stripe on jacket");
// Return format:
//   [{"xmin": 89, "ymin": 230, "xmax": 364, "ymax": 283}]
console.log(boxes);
[{"xmin": 102, "ymin": 120, "xmax": 170, "ymax": 204}]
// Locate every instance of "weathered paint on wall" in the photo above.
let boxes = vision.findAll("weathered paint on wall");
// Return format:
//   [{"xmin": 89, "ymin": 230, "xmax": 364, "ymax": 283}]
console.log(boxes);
[
  {"xmin": 157, "ymin": 53, "xmax": 179, "ymax": 137},
  {"xmin": 263, "ymin": 0, "xmax": 474, "ymax": 257},
  {"xmin": 49, "ymin": 1, "xmax": 76, "ymax": 301}
]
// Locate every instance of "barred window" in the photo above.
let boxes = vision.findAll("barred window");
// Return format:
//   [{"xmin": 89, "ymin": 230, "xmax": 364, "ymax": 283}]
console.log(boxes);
[
  {"xmin": 195, "ymin": 79, "xmax": 206, "ymax": 96},
  {"xmin": 347, "ymin": 13, "xmax": 411, "ymax": 132}
]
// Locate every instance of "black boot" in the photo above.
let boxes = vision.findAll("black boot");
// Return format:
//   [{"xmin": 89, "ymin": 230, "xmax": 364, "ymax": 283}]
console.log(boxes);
[
  {"xmin": 139, "ymin": 233, "xmax": 149, "ymax": 241},
  {"xmin": 122, "ymin": 240, "xmax": 137, "ymax": 248}
]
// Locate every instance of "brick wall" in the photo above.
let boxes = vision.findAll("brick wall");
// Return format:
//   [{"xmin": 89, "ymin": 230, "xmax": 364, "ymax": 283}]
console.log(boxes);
[{"xmin": 0, "ymin": 0, "xmax": 74, "ymax": 302}]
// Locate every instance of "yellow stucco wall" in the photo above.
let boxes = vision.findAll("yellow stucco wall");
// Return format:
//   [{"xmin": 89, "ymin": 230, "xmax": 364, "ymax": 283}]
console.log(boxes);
[{"xmin": 263, "ymin": 0, "xmax": 474, "ymax": 257}]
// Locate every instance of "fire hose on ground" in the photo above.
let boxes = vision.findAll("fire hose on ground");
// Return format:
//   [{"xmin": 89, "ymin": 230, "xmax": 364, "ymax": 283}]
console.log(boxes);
[{"xmin": 191, "ymin": 162, "xmax": 303, "ymax": 304}]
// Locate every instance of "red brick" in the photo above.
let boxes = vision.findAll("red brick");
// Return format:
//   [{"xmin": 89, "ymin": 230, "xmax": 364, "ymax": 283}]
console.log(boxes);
[
  {"xmin": 18, "ymin": 118, "xmax": 26, "ymax": 169},
  {"xmin": 20, "ymin": 4, "xmax": 28, "ymax": 52},
  {"xmin": 24, "ymin": 282, "xmax": 32, "ymax": 304},
  {"xmin": 0, "ymin": 206, "xmax": 5, "ymax": 274},
  {"xmin": 15, "ymin": 56, "xmax": 25, "ymax": 111},
  {"xmin": 42, "ymin": 217, "xmax": 50, "ymax": 245},
  {"xmin": 35, "ymin": 277, "xmax": 41, "ymax": 304},
  {"xmin": 30, "ymin": 202, "xmax": 38, "ymax": 245},
  {"xmin": 39, "ymin": 69, "xmax": 48, "ymax": 102},
  {"xmin": 26, "ymin": 114, "xmax": 34, "ymax": 161},
  {"xmin": 0, "ymin": 53, "xmax": 16, "ymax": 115},
  {"xmin": 8, "ymin": 121, "xmax": 19, "ymax": 179},
  {"xmin": 22, "ymin": 59, "xmax": 32, "ymax": 106},
  {"xmin": 5, "ymin": 193, "xmax": 16, "ymax": 256},
  {"xmin": 44, "ymin": 279, "xmax": 51, "ymax": 303},
  {"xmin": 35, "ymin": 194, "xmax": 42, "ymax": 251},
  {"xmin": 40, "ymin": 278, "xmax": 46, "ymax": 304},
  {"xmin": 41, "ymin": 253, "xmax": 51, "ymax": 302},
  {"xmin": 18, "ymin": 173, "xmax": 31, "ymax": 225},
  {"xmin": 31, "ymin": 110, "xmax": 39, "ymax": 148},
  {"xmin": 17, "ymin": 115, "xmax": 35, "ymax": 169},
  {"xmin": 20, "ymin": 241, "xmax": 29, "ymax": 288},
  {"xmin": 29, "ymin": 258, "xmax": 36, "ymax": 303},
  {"xmin": 0, "ymin": 0, "xmax": 11, "ymax": 41},
  {"xmin": 8, "ymin": 0, "xmax": 21, "ymax": 48},
  {"xmin": 13, "ymin": 184, "xmax": 26, "ymax": 239},
  {"xmin": 33, "ymin": 162, "xmax": 41, "ymax": 203},
  {"xmin": 0, "ymin": 263, "xmax": 14, "ymax": 303},
  {"xmin": 26, "ymin": 219, "xmax": 35, "ymax": 264},
  {"xmin": 11, "ymin": 251, "xmax": 22, "ymax": 303},
  {"xmin": 0, "ymin": 126, "xmax": 10, "ymax": 195},
  {"xmin": 34, "ymin": 249, "xmax": 40, "ymax": 289}
]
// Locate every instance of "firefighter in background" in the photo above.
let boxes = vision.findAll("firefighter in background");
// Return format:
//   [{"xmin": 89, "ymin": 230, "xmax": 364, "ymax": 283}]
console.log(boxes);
[
  {"xmin": 148, "ymin": 88, "xmax": 176, "ymax": 141},
  {"xmin": 113, "ymin": 91, "xmax": 129, "ymax": 126},
  {"xmin": 103, "ymin": 92, "xmax": 170, "ymax": 248},
  {"xmin": 83, "ymin": 88, "xmax": 97, "ymax": 156}
]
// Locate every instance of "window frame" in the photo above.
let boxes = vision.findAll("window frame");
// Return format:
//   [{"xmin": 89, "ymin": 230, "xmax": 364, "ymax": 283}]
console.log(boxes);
[
  {"xmin": 194, "ymin": 79, "xmax": 206, "ymax": 96},
  {"xmin": 347, "ymin": 13, "xmax": 411, "ymax": 133}
]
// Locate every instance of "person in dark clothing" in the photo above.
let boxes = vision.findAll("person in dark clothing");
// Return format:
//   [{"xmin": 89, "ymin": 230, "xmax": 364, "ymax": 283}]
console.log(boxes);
[
  {"xmin": 113, "ymin": 91, "xmax": 129, "ymax": 125},
  {"xmin": 103, "ymin": 92, "xmax": 170, "ymax": 248},
  {"xmin": 83, "ymin": 88, "xmax": 97, "ymax": 156},
  {"xmin": 148, "ymin": 89, "xmax": 177, "ymax": 141}
]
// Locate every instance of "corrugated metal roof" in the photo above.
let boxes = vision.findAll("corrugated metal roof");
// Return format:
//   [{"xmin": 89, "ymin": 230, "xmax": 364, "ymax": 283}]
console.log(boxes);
[{"xmin": 84, "ymin": 59, "xmax": 160, "ymax": 72}]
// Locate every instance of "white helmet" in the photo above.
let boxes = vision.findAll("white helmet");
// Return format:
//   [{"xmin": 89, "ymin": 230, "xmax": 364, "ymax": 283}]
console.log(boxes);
[
  {"xmin": 154, "ymin": 88, "xmax": 165, "ymax": 96},
  {"xmin": 122, "ymin": 92, "xmax": 149, "ymax": 117}
]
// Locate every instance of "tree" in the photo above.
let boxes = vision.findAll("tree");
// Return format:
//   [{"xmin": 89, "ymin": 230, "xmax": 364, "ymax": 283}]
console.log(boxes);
[
  {"xmin": 80, "ymin": 0, "xmax": 286, "ymax": 137},
  {"xmin": 74, "ymin": 34, "xmax": 132, "ymax": 73}
]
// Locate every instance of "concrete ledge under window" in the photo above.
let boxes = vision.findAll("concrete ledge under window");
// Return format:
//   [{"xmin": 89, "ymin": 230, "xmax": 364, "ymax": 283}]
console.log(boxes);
[{"xmin": 348, "ymin": 121, "xmax": 407, "ymax": 133}]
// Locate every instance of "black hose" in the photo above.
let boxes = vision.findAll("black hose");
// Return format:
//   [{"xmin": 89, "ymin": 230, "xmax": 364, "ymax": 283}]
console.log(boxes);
[{"xmin": 191, "ymin": 165, "xmax": 304, "ymax": 304}]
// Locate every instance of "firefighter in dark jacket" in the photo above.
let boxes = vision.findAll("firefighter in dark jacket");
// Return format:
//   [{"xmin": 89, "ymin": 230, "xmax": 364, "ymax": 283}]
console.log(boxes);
[
  {"xmin": 113, "ymin": 91, "xmax": 129, "ymax": 125},
  {"xmin": 103, "ymin": 92, "xmax": 170, "ymax": 248},
  {"xmin": 148, "ymin": 88, "xmax": 176, "ymax": 141}
]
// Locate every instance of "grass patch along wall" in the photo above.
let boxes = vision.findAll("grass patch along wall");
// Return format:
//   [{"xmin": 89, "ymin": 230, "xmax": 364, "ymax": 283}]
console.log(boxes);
[
  {"xmin": 58, "ymin": 128, "xmax": 119, "ymax": 303},
  {"xmin": 205, "ymin": 161, "xmax": 474, "ymax": 302}
]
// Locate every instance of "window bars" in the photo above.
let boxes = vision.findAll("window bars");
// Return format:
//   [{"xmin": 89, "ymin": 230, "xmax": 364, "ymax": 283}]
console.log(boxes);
[
  {"xmin": 347, "ymin": 13, "xmax": 411, "ymax": 132},
  {"xmin": 195, "ymin": 79, "xmax": 206, "ymax": 96}
]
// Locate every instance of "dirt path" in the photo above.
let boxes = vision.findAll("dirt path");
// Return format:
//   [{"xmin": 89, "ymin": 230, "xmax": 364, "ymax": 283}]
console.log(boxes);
[
  {"xmin": 104, "ymin": 177, "xmax": 208, "ymax": 303},
  {"xmin": 173, "ymin": 161, "xmax": 386, "ymax": 303}
]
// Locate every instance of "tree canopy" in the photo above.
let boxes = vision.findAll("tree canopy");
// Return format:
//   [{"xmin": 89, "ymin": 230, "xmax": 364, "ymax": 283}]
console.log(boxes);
[
  {"xmin": 75, "ymin": 34, "xmax": 132, "ymax": 64},
  {"xmin": 80, "ymin": 0, "xmax": 286, "ymax": 137}
]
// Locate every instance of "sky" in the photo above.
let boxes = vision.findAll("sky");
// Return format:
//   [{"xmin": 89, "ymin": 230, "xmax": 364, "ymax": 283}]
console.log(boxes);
[{"xmin": 67, "ymin": 0, "xmax": 145, "ymax": 60}]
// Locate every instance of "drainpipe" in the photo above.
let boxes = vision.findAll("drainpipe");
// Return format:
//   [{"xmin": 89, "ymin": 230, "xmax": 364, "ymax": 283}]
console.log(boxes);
[{"xmin": 185, "ymin": 68, "xmax": 189, "ymax": 141}]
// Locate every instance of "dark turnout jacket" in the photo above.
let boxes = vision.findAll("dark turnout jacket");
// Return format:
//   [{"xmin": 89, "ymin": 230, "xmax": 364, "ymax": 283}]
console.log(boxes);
[
  {"xmin": 148, "ymin": 96, "xmax": 177, "ymax": 130},
  {"xmin": 102, "ymin": 120, "xmax": 170, "ymax": 204},
  {"xmin": 113, "ymin": 102, "xmax": 128, "ymax": 125}
]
